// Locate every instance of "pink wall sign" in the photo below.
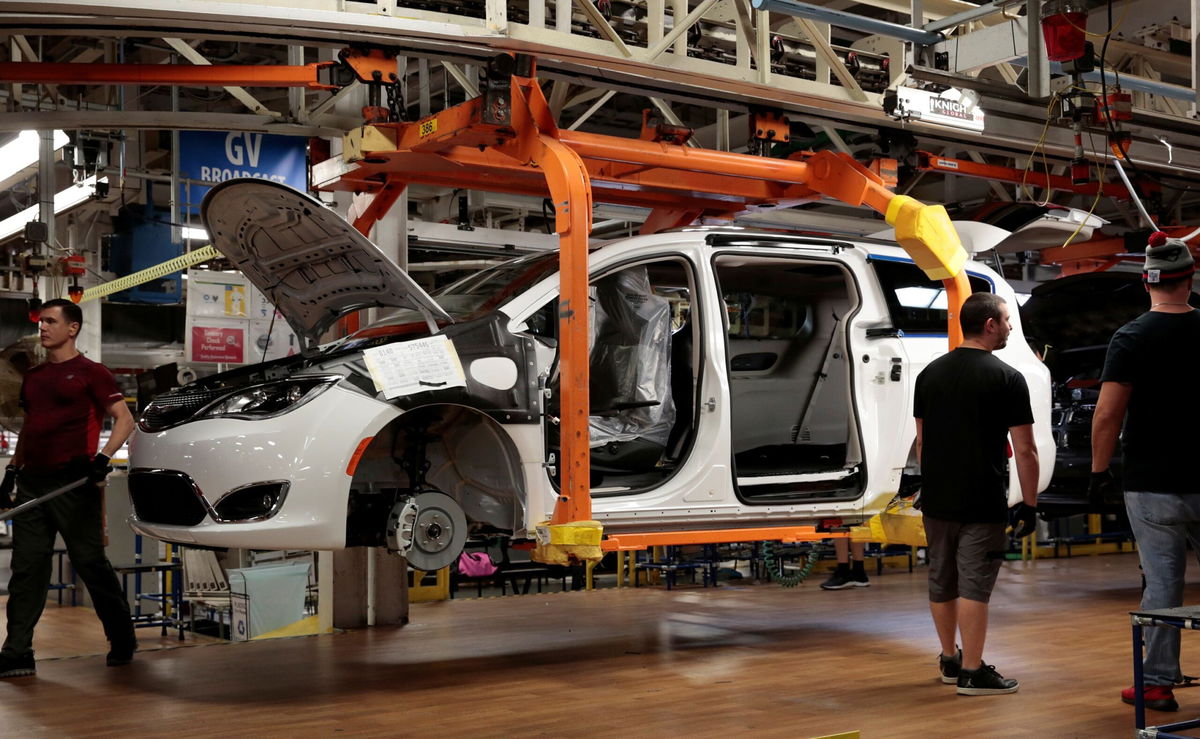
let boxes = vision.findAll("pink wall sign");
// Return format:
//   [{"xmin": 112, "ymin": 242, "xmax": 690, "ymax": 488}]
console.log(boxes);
[{"xmin": 191, "ymin": 326, "xmax": 245, "ymax": 363}]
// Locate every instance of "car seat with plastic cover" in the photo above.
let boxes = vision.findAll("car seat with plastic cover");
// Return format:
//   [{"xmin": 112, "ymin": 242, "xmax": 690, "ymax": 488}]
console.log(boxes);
[{"xmin": 587, "ymin": 267, "xmax": 676, "ymax": 473}]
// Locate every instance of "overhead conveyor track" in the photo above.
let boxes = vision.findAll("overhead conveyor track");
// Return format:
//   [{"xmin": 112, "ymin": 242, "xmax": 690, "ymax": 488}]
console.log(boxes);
[{"xmin": 6, "ymin": 0, "xmax": 1200, "ymax": 179}]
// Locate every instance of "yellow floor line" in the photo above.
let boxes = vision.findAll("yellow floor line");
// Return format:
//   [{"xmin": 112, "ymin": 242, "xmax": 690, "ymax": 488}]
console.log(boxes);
[{"xmin": 252, "ymin": 614, "xmax": 331, "ymax": 640}]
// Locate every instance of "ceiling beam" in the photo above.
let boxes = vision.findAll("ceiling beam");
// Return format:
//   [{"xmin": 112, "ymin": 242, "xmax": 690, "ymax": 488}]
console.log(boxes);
[
  {"xmin": 440, "ymin": 61, "xmax": 480, "ymax": 98},
  {"xmin": 0, "ymin": 110, "xmax": 342, "ymax": 136}
]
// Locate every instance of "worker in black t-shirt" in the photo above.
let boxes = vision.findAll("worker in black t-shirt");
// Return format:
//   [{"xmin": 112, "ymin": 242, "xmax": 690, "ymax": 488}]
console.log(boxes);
[
  {"xmin": 1092, "ymin": 231, "xmax": 1200, "ymax": 714},
  {"xmin": 0, "ymin": 299, "xmax": 137, "ymax": 679},
  {"xmin": 914, "ymin": 292, "xmax": 1039, "ymax": 697}
]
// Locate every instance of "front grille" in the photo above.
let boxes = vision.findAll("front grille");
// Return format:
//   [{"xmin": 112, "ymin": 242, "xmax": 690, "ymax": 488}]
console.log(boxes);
[
  {"xmin": 128, "ymin": 470, "xmax": 210, "ymax": 526},
  {"xmin": 139, "ymin": 389, "xmax": 226, "ymax": 431}
]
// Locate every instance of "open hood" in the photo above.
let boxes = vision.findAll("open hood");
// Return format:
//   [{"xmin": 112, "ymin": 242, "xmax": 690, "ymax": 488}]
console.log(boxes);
[
  {"xmin": 202, "ymin": 179, "xmax": 451, "ymax": 349},
  {"xmin": 1020, "ymin": 271, "xmax": 1169, "ymax": 381},
  {"xmin": 1021, "ymin": 272, "xmax": 1154, "ymax": 351}
]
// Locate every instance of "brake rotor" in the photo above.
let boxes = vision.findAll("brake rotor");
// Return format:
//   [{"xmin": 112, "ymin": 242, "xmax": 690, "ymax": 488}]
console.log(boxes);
[{"xmin": 385, "ymin": 491, "xmax": 467, "ymax": 571}]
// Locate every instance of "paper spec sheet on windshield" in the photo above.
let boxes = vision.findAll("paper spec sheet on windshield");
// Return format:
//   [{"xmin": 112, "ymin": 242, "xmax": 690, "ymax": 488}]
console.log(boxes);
[{"xmin": 363, "ymin": 336, "xmax": 467, "ymax": 399}]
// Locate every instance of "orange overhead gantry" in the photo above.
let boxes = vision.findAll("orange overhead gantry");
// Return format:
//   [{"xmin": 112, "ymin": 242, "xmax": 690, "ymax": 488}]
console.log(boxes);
[
  {"xmin": 4, "ymin": 51, "xmax": 971, "ymax": 561},
  {"xmin": 310, "ymin": 53, "xmax": 971, "ymax": 559}
]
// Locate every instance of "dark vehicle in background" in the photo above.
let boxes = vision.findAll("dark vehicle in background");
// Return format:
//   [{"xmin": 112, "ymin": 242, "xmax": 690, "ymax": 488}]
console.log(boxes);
[{"xmin": 1021, "ymin": 271, "xmax": 1198, "ymax": 515}]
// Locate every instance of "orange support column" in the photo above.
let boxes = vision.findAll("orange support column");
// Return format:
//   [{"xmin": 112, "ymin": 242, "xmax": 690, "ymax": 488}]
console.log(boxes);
[
  {"xmin": 351, "ymin": 179, "xmax": 408, "ymax": 236},
  {"xmin": 539, "ymin": 135, "xmax": 594, "ymax": 525},
  {"xmin": 943, "ymin": 270, "xmax": 971, "ymax": 350},
  {"xmin": 530, "ymin": 134, "xmax": 606, "ymax": 566}
]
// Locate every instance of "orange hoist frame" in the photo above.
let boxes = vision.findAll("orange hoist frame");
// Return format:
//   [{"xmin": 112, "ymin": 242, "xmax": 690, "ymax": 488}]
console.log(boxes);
[
  {"xmin": 912, "ymin": 150, "xmax": 1157, "ymax": 201},
  {"xmin": 312, "ymin": 52, "xmax": 971, "ymax": 553},
  {"xmin": 1040, "ymin": 226, "xmax": 1200, "ymax": 276}
]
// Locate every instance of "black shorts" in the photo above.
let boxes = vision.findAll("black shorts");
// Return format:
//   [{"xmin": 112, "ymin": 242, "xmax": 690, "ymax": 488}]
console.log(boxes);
[{"xmin": 923, "ymin": 515, "xmax": 1007, "ymax": 603}]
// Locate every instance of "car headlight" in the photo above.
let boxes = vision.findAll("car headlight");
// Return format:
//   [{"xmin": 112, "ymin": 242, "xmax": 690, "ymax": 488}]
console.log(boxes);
[{"xmin": 197, "ymin": 376, "xmax": 340, "ymax": 421}]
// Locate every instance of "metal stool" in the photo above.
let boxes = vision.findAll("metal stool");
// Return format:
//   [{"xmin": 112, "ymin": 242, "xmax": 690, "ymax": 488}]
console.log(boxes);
[{"xmin": 1131, "ymin": 606, "xmax": 1200, "ymax": 738}]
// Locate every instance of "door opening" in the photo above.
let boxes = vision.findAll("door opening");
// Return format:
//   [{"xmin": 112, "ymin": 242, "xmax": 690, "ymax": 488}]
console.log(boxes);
[{"xmin": 715, "ymin": 254, "xmax": 863, "ymax": 502}]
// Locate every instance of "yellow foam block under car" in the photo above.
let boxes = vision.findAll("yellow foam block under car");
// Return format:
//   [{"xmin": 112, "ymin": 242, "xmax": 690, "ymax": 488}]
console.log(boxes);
[{"xmin": 533, "ymin": 521, "xmax": 604, "ymax": 565}]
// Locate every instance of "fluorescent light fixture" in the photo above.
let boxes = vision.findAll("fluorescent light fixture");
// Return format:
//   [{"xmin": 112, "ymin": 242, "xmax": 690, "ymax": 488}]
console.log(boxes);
[
  {"xmin": 0, "ymin": 130, "xmax": 69, "ymax": 184},
  {"xmin": 0, "ymin": 175, "xmax": 104, "ymax": 241},
  {"xmin": 182, "ymin": 227, "xmax": 209, "ymax": 241}
]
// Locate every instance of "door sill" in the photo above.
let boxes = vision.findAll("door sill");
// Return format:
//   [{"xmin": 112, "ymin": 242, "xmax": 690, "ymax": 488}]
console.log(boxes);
[{"xmin": 736, "ymin": 468, "xmax": 857, "ymax": 486}]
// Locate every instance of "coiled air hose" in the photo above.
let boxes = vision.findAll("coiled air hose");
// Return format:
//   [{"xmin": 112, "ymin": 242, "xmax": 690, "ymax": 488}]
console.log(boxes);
[{"xmin": 762, "ymin": 540, "xmax": 824, "ymax": 587}]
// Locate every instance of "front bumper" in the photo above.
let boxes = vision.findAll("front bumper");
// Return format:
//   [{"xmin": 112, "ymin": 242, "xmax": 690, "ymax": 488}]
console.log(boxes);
[{"xmin": 128, "ymin": 384, "xmax": 399, "ymax": 550}]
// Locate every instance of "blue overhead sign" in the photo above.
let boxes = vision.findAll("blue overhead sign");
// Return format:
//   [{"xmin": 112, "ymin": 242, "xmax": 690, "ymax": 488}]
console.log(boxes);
[{"xmin": 178, "ymin": 131, "xmax": 307, "ymax": 214}]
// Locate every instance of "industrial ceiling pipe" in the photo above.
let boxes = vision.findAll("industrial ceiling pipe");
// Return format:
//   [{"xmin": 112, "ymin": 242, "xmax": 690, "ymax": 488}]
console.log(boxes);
[
  {"xmin": 749, "ymin": 0, "xmax": 944, "ymax": 46},
  {"xmin": 923, "ymin": 0, "xmax": 1025, "ymax": 33},
  {"xmin": 1004, "ymin": 60, "xmax": 1195, "ymax": 101},
  {"xmin": 1078, "ymin": 70, "xmax": 1191, "ymax": 101}
]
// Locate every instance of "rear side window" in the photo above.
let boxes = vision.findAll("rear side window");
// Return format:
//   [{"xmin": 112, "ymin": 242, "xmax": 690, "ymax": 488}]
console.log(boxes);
[
  {"xmin": 723, "ymin": 292, "xmax": 810, "ymax": 340},
  {"xmin": 871, "ymin": 258, "xmax": 992, "ymax": 334}
]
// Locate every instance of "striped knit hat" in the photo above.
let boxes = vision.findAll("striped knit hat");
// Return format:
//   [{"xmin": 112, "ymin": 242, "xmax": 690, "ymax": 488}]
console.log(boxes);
[{"xmin": 1143, "ymin": 231, "xmax": 1195, "ymax": 284}]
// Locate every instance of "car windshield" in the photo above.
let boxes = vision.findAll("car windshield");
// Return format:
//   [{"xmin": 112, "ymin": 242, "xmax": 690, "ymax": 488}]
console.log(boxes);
[
  {"xmin": 330, "ymin": 251, "xmax": 561, "ymax": 352},
  {"xmin": 432, "ymin": 251, "xmax": 561, "ymax": 318}
]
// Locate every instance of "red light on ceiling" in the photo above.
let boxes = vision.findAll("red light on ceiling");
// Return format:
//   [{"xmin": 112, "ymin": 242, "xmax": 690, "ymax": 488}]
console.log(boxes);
[{"xmin": 1041, "ymin": 0, "xmax": 1088, "ymax": 62}]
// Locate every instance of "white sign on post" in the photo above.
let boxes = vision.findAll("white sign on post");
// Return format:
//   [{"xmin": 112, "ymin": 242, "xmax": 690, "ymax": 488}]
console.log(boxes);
[
  {"xmin": 362, "ymin": 335, "xmax": 467, "ymax": 399},
  {"xmin": 185, "ymin": 270, "xmax": 299, "ymax": 365},
  {"xmin": 188, "ymin": 271, "xmax": 249, "ymax": 318}
]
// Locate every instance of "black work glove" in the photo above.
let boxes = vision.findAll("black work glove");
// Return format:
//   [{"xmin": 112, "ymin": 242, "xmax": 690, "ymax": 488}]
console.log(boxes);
[
  {"xmin": 88, "ymin": 453, "xmax": 113, "ymax": 485},
  {"xmin": 1088, "ymin": 469, "xmax": 1119, "ymax": 507},
  {"xmin": 0, "ymin": 464, "xmax": 16, "ymax": 508},
  {"xmin": 1009, "ymin": 502, "xmax": 1038, "ymax": 539}
]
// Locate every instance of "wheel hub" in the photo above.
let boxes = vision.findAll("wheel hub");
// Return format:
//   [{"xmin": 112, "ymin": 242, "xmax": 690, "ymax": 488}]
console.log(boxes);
[{"xmin": 385, "ymin": 491, "xmax": 467, "ymax": 571}]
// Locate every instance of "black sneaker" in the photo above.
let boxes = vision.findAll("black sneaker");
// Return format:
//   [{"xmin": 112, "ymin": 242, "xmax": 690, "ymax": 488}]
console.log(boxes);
[
  {"xmin": 820, "ymin": 568, "xmax": 854, "ymax": 590},
  {"xmin": 957, "ymin": 663, "xmax": 1019, "ymax": 696},
  {"xmin": 849, "ymin": 567, "xmax": 870, "ymax": 588},
  {"xmin": 0, "ymin": 652, "xmax": 35, "ymax": 678},
  {"xmin": 106, "ymin": 639, "xmax": 138, "ymax": 667},
  {"xmin": 939, "ymin": 649, "xmax": 962, "ymax": 684}
]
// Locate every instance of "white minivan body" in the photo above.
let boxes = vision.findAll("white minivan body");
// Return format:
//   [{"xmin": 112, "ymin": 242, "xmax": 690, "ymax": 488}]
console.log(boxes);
[{"xmin": 129, "ymin": 180, "xmax": 1054, "ymax": 569}]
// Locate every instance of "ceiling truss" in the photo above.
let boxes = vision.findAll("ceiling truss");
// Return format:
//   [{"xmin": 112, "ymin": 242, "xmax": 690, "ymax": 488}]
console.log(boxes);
[{"xmin": 0, "ymin": 0, "xmax": 1198, "ymax": 253}]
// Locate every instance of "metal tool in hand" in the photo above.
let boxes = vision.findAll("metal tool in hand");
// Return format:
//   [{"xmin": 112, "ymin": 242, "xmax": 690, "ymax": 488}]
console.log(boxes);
[{"xmin": 0, "ymin": 477, "xmax": 90, "ymax": 521}]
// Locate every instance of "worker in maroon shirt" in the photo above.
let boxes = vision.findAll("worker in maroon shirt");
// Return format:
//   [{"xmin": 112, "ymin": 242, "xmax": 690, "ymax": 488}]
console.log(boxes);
[{"xmin": 0, "ymin": 299, "xmax": 137, "ymax": 678}]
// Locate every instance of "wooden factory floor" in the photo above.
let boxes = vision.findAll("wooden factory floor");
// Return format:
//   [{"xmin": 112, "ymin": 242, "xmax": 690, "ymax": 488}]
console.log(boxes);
[{"xmin": 0, "ymin": 551, "xmax": 1185, "ymax": 738}]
